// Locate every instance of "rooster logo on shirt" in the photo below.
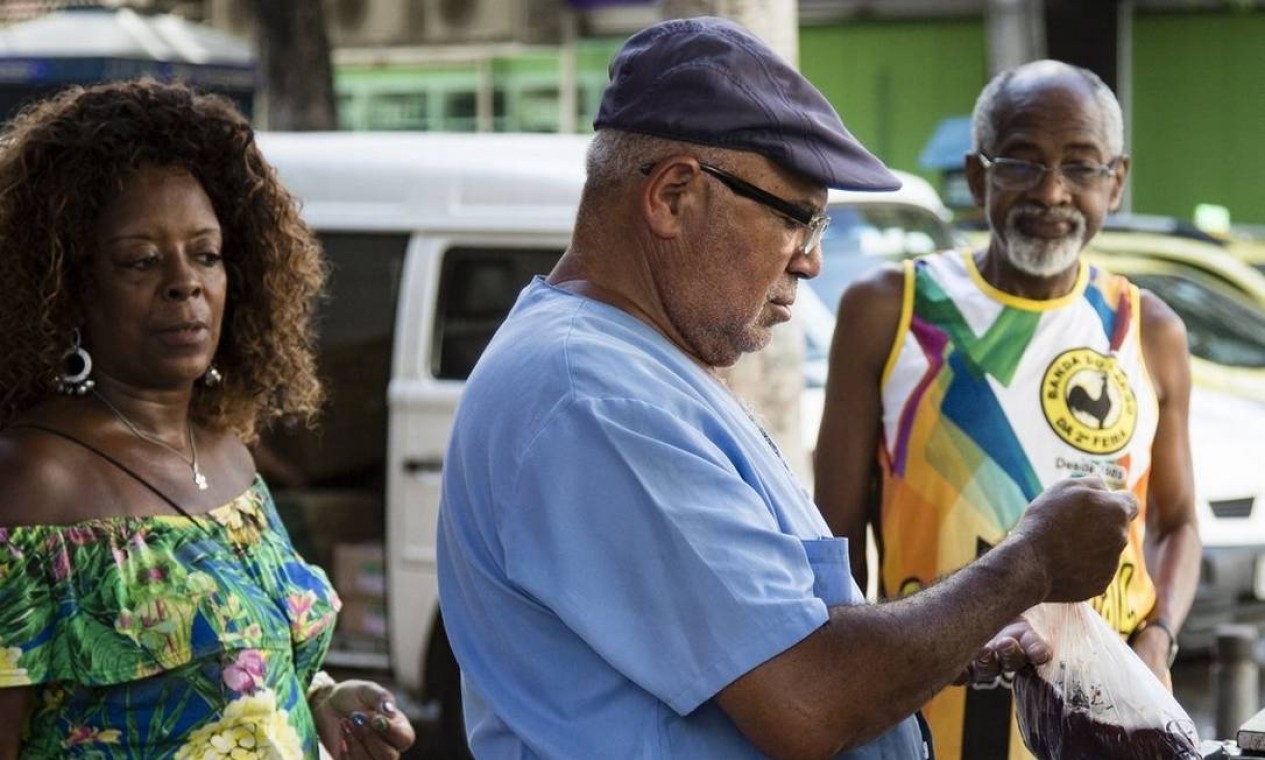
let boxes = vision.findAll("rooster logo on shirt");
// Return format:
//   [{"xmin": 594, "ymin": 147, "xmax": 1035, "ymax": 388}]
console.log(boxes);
[{"xmin": 1041, "ymin": 348, "xmax": 1137, "ymax": 455}]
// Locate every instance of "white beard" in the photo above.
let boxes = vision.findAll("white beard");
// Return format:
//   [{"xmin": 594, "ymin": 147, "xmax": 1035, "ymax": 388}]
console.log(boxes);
[{"xmin": 1002, "ymin": 205, "xmax": 1087, "ymax": 278}]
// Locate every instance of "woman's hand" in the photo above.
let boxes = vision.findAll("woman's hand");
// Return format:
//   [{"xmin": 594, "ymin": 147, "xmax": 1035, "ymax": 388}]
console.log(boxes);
[{"xmin": 312, "ymin": 678, "xmax": 416, "ymax": 759}]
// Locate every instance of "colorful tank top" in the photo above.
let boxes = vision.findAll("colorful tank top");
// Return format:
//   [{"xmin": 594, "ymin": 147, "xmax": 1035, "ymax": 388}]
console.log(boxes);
[
  {"xmin": 876, "ymin": 250, "xmax": 1160, "ymax": 760},
  {"xmin": 0, "ymin": 476, "xmax": 341, "ymax": 758}
]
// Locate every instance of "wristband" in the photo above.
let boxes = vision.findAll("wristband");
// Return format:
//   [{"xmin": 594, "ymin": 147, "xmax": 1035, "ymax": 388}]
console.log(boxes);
[{"xmin": 1131, "ymin": 617, "xmax": 1179, "ymax": 668}]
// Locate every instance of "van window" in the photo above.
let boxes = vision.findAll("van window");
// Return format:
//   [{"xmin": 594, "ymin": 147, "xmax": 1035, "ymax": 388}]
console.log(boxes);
[
  {"xmin": 261, "ymin": 232, "xmax": 407, "ymax": 488},
  {"xmin": 433, "ymin": 247, "xmax": 563, "ymax": 380},
  {"xmin": 317, "ymin": 233, "xmax": 407, "ymax": 346}
]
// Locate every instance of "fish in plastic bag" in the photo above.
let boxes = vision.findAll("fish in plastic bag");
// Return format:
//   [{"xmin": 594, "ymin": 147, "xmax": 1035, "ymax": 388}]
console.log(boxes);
[{"xmin": 1013, "ymin": 602, "xmax": 1200, "ymax": 759}]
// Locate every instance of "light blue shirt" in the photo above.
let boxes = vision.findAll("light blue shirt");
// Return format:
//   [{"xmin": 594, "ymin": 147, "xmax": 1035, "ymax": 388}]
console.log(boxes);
[{"xmin": 437, "ymin": 278, "xmax": 927, "ymax": 759}]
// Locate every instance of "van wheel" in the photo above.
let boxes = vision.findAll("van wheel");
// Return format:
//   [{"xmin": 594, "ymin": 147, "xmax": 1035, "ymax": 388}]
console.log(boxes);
[{"xmin": 425, "ymin": 615, "xmax": 472, "ymax": 759}]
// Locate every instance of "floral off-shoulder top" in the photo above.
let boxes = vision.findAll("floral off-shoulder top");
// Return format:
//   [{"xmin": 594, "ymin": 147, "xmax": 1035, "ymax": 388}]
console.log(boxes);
[{"xmin": 0, "ymin": 475, "xmax": 342, "ymax": 758}]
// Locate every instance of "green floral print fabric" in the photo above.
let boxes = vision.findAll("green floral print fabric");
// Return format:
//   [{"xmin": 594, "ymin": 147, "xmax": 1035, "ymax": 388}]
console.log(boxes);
[{"xmin": 0, "ymin": 476, "xmax": 341, "ymax": 758}]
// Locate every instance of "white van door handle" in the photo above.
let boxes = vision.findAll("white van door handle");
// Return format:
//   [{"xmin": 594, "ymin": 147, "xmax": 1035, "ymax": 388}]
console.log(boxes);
[{"xmin": 404, "ymin": 458, "xmax": 443, "ymax": 475}]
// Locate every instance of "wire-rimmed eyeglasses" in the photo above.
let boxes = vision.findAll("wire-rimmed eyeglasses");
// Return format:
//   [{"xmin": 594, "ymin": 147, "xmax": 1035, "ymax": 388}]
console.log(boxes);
[
  {"xmin": 639, "ymin": 161, "xmax": 829, "ymax": 257},
  {"xmin": 977, "ymin": 152, "xmax": 1121, "ymax": 193}
]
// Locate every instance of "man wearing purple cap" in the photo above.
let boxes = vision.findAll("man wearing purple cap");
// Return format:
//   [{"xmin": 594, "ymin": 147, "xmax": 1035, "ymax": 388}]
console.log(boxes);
[{"xmin": 437, "ymin": 18, "xmax": 1136, "ymax": 759}]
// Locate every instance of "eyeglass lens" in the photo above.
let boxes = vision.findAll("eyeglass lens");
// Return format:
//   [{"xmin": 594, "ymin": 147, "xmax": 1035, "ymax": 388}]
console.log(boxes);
[
  {"xmin": 983, "ymin": 155, "xmax": 1115, "ymax": 192},
  {"xmin": 801, "ymin": 218, "xmax": 828, "ymax": 256}
]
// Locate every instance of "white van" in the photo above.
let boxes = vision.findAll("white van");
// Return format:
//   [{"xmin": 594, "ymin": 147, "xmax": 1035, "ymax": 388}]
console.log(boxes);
[
  {"xmin": 255, "ymin": 134, "xmax": 969, "ymax": 751},
  {"xmin": 256, "ymin": 132, "xmax": 591, "ymax": 753}
]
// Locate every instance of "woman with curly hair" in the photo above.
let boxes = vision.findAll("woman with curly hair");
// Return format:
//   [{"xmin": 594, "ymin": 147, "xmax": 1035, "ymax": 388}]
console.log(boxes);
[{"xmin": 0, "ymin": 80, "xmax": 414, "ymax": 759}]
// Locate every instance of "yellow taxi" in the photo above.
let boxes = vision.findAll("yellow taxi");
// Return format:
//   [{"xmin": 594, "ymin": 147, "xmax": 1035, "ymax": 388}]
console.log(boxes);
[
  {"xmin": 1228, "ymin": 231, "xmax": 1265, "ymax": 275},
  {"xmin": 1082, "ymin": 229, "xmax": 1265, "ymax": 403}
]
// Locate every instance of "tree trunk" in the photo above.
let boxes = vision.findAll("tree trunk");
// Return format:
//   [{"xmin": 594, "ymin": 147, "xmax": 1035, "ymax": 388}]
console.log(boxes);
[
  {"xmin": 252, "ymin": 0, "xmax": 337, "ymax": 130},
  {"xmin": 1045, "ymin": 0, "xmax": 1120, "ymax": 91},
  {"xmin": 985, "ymin": 0, "xmax": 1046, "ymax": 75}
]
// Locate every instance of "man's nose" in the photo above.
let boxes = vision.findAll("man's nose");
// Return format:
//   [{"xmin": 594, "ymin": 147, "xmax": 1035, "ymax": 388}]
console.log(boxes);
[
  {"xmin": 1026, "ymin": 165, "xmax": 1074, "ymax": 206},
  {"xmin": 791, "ymin": 240, "xmax": 823, "ymax": 280}
]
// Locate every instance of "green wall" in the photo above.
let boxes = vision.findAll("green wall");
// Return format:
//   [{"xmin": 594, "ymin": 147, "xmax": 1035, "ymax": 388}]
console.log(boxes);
[
  {"xmin": 800, "ymin": 19, "xmax": 988, "ymax": 184},
  {"xmin": 1132, "ymin": 11, "xmax": 1265, "ymax": 224},
  {"xmin": 801, "ymin": 11, "xmax": 1265, "ymax": 226}
]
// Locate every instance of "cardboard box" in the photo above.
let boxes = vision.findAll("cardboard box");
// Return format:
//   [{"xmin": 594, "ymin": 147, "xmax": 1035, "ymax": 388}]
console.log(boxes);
[
  {"xmin": 273, "ymin": 490, "xmax": 384, "ymax": 572},
  {"xmin": 336, "ymin": 594, "xmax": 388, "ymax": 641},
  {"xmin": 333, "ymin": 542, "xmax": 386, "ymax": 597}
]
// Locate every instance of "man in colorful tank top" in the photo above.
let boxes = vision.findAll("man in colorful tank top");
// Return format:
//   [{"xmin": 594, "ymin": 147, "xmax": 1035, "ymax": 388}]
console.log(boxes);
[{"xmin": 815, "ymin": 59, "xmax": 1201, "ymax": 760}]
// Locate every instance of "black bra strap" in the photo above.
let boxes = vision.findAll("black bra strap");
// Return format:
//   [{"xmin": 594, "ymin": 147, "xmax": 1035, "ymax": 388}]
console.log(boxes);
[{"xmin": 9, "ymin": 423, "xmax": 201, "ymax": 524}]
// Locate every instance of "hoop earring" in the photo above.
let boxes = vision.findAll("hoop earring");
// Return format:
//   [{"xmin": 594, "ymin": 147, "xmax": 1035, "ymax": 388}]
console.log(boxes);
[
  {"xmin": 201, "ymin": 364, "xmax": 223, "ymax": 388},
  {"xmin": 55, "ymin": 328, "xmax": 95, "ymax": 395}
]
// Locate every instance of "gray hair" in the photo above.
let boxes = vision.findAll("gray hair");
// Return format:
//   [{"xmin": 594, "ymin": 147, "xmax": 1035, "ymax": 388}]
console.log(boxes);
[
  {"xmin": 585, "ymin": 129, "xmax": 729, "ymax": 194},
  {"xmin": 970, "ymin": 60, "xmax": 1124, "ymax": 158},
  {"xmin": 576, "ymin": 129, "xmax": 738, "ymax": 241}
]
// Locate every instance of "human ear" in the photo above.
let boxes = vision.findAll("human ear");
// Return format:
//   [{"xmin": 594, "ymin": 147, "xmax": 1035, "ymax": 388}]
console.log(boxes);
[
  {"xmin": 641, "ymin": 156, "xmax": 704, "ymax": 240},
  {"xmin": 965, "ymin": 153, "xmax": 988, "ymax": 208},
  {"xmin": 1106, "ymin": 155, "xmax": 1131, "ymax": 212}
]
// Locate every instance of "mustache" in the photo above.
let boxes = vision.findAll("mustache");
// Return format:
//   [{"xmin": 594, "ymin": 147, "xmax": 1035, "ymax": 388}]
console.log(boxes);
[
  {"xmin": 770, "ymin": 279, "xmax": 797, "ymax": 305},
  {"xmin": 1007, "ymin": 203, "xmax": 1086, "ymax": 228}
]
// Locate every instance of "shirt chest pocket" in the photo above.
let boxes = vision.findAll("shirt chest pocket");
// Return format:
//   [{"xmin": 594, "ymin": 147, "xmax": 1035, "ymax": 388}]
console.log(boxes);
[{"xmin": 800, "ymin": 537, "xmax": 863, "ymax": 608}]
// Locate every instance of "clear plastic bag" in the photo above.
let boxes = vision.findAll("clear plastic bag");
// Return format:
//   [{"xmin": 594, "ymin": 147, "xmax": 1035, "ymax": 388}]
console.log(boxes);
[{"xmin": 1013, "ymin": 602, "xmax": 1201, "ymax": 759}]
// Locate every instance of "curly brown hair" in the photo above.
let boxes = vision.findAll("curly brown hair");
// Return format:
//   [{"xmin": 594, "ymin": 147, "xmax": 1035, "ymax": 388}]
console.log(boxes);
[{"xmin": 0, "ymin": 79, "xmax": 326, "ymax": 440}]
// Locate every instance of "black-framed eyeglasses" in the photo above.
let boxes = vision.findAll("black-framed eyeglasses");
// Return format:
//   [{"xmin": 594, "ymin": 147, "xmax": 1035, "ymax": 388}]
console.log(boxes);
[
  {"xmin": 639, "ymin": 161, "xmax": 829, "ymax": 257},
  {"xmin": 977, "ymin": 152, "xmax": 1121, "ymax": 193}
]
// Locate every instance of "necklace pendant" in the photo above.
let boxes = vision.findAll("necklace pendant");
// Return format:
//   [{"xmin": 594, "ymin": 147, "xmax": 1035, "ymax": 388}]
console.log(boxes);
[{"xmin": 194, "ymin": 469, "xmax": 209, "ymax": 491}]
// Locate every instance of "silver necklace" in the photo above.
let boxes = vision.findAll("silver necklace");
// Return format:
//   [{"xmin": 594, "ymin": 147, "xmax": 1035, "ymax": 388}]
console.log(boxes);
[{"xmin": 92, "ymin": 390, "xmax": 209, "ymax": 491}]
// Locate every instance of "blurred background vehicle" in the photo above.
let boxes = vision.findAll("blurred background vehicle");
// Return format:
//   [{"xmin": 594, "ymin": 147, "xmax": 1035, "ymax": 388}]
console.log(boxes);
[
  {"xmin": 1229, "ymin": 228, "xmax": 1265, "ymax": 276},
  {"xmin": 1084, "ymin": 225, "xmax": 1265, "ymax": 404},
  {"xmin": 798, "ymin": 171, "xmax": 964, "ymax": 399},
  {"xmin": 1083, "ymin": 228, "xmax": 1265, "ymax": 652},
  {"xmin": 799, "ymin": 197, "xmax": 1265, "ymax": 656},
  {"xmin": 256, "ymin": 131, "xmax": 591, "ymax": 758}
]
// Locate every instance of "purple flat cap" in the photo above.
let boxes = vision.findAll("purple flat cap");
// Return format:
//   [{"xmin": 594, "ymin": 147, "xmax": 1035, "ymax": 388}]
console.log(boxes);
[{"xmin": 594, "ymin": 16, "xmax": 900, "ymax": 192}]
